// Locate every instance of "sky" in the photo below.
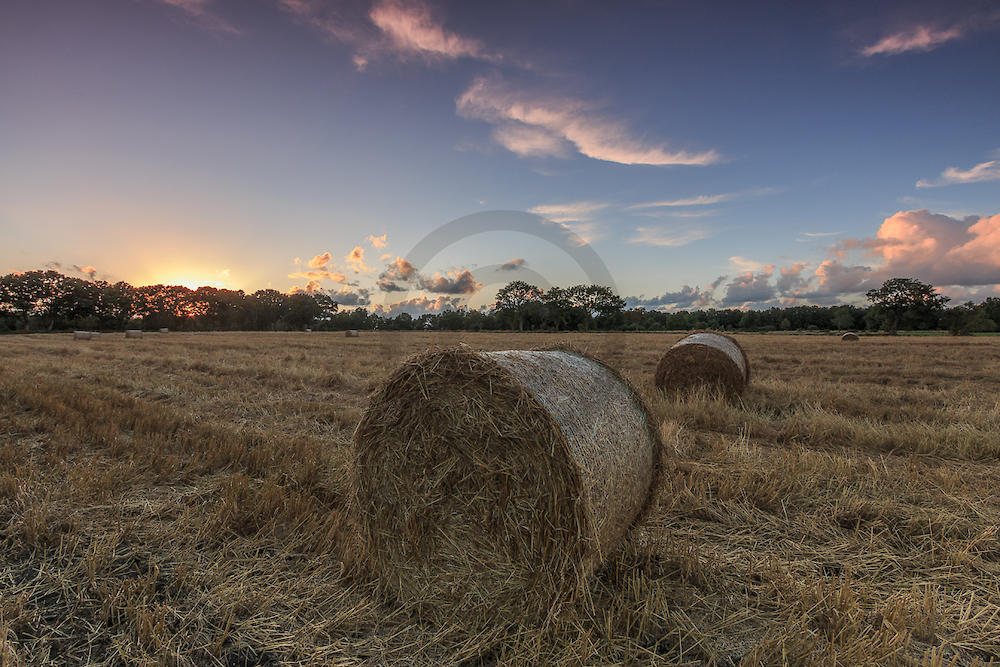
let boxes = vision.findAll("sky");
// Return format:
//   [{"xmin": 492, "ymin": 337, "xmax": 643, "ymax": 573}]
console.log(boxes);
[{"xmin": 2, "ymin": 0, "xmax": 999, "ymax": 314}]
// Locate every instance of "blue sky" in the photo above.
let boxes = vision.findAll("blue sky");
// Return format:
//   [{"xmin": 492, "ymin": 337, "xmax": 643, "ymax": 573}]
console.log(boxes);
[{"xmin": 2, "ymin": 0, "xmax": 999, "ymax": 313}]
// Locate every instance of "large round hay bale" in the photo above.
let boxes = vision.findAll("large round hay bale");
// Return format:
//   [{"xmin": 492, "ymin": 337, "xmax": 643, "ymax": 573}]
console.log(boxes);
[
  {"xmin": 73, "ymin": 331, "xmax": 91, "ymax": 340},
  {"xmin": 345, "ymin": 329, "xmax": 359, "ymax": 337},
  {"xmin": 841, "ymin": 332, "xmax": 859, "ymax": 341},
  {"xmin": 654, "ymin": 332, "xmax": 749, "ymax": 396},
  {"xmin": 159, "ymin": 328, "xmax": 169, "ymax": 334},
  {"xmin": 353, "ymin": 346, "xmax": 662, "ymax": 624},
  {"xmin": 125, "ymin": 329, "xmax": 143, "ymax": 339}
]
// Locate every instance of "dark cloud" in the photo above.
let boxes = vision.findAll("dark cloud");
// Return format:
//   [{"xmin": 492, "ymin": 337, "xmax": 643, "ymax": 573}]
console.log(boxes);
[
  {"xmin": 372, "ymin": 295, "xmax": 464, "ymax": 317},
  {"xmin": 722, "ymin": 267, "xmax": 777, "ymax": 305},
  {"xmin": 376, "ymin": 278, "xmax": 406, "ymax": 292},
  {"xmin": 379, "ymin": 256, "xmax": 418, "ymax": 282},
  {"xmin": 775, "ymin": 262, "xmax": 809, "ymax": 295},
  {"xmin": 626, "ymin": 285, "xmax": 703, "ymax": 309},
  {"xmin": 418, "ymin": 269, "xmax": 481, "ymax": 294},
  {"xmin": 332, "ymin": 287, "xmax": 372, "ymax": 306},
  {"xmin": 72, "ymin": 265, "xmax": 98, "ymax": 280}
]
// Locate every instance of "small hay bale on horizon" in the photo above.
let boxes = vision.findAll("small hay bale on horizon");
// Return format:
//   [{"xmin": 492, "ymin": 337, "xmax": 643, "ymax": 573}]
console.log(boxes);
[
  {"xmin": 655, "ymin": 332, "xmax": 750, "ymax": 396},
  {"xmin": 159, "ymin": 328, "xmax": 169, "ymax": 333},
  {"xmin": 125, "ymin": 329, "xmax": 143, "ymax": 339},
  {"xmin": 73, "ymin": 331, "xmax": 91, "ymax": 340},
  {"xmin": 353, "ymin": 346, "xmax": 663, "ymax": 625},
  {"xmin": 345, "ymin": 329, "xmax": 359, "ymax": 337},
  {"xmin": 842, "ymin": 332, "xmax": 860, "ymax": 341}
]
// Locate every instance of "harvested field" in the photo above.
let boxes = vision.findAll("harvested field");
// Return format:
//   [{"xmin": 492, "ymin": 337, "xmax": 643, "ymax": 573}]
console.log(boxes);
[{"xmin": 2, "ymin": 332, "xmax": 1000, "ymax": 665}]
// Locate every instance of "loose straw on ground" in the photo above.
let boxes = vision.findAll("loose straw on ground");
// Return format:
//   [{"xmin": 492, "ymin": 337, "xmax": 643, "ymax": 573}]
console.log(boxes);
[{"xmin": 352, "ymin": 346, "xmax": 663, "ymax": 626}]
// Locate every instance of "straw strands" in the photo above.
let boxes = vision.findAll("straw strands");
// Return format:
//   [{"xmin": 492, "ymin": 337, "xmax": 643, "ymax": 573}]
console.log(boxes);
[
  {"xmin": 352, "ymin": 346, "xmax": 662, "ymax": 625},
  {"xmin": 655, "ymin": 332, "xmax": 750, "ymax": 396}
]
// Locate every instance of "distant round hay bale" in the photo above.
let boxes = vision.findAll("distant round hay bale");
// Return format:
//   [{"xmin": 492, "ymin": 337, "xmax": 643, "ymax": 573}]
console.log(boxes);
[
  {"xmin": 654, "ymin": 332, "xmax": 749, "ymax": 396},
  {"xmin": 353, "ymin": 346, "xmax": 662, "ymax": 624},
  {"xmin": 73, "ymin": 331, "xmax": 92, "ymax": 340},
  {"xmin": 841, "ymin": 332, "xmax": 860, "ymax": 341},
  {"xmin": 345, "ymin": 329, "xmax": 359, "ymax": 337},
  {"xmin": 125, "ymin": 329, "xmax": 143, "ymax": 339},
  {"xmin": 159, "ymin": 328, "xmax": 169, "ymax": 333}
]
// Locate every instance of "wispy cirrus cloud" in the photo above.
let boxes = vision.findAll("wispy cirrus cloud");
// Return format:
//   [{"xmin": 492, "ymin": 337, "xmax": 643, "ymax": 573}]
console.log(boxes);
[
  {"xmin": 528, "ymin": 201, "xmax": 608, "ymax": 223},
  {"xmin": 627, "ymin": 187, "xmax": 778, "ymax": 210},
  {"xmin": 917, "ymin": 159, "xmax": 1000, "ymax": 188},
  {"xmin": 153, "ymin": 0, "xmax": 242, "ymax": 33},
  {"xmin": 277, "ymin": 0, "xmax": 510, "ymax": 71},
  {"xmin": 860, "ymin": 24, "xmax": 964, "ymax": 56},
  {"xmin": 628, "ymin": 226, "xmax": 713, "ymax": 247},
  {"xmin": 628, "ymin": 193, "xmax": 732, "ymax": 209},
  {"xmin": 529, "ymin": 201, "xmax": 608, "ymax": 244},
  {"xmin": 368, "ymin": 0, "xmax": 497, "ymax": 63},
  {"xmin": 457, "ymin": 75, "xmax": 720, "ymax": 166}
]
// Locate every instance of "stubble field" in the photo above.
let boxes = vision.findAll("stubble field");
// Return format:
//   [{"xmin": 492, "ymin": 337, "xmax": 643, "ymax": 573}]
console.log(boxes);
[{"xmin": 1, "ymin": 331, "xmax": 1000, "ymax": 665}]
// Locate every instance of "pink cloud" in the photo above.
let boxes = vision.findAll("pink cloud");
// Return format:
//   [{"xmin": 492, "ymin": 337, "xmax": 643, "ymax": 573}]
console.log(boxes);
[
  {"xmin": 346, "ymin": 246, "xmax": 372, "ymax": 273},
  {"xmin": 861, "ymin": 24, "xmax": 963, "ymax": 56},
  {"xmin": 154, "ymin": 0, "xmax": 242, "ymax": 34},
  {"xmin": 276, "ymin": 0, "xmax": 361, "ymax": 42},
  {"xmin": 457, "ymin": 75, "xmax": 720, "ymax": 166},
  {"xmin": 367, "ymin": 233, "xmax": 388, "ymax": 248},
  {"xmin": 491, "ymin": 124, "xmax": 571, "ymax": 158},
  {"xmin": 369, "ymin": 0, "xmax": 490, "ymax": 62},
  {"xmin": 381, "ymin": 256, "xmax": 417, "ymax": 281},
  {"xmin": 817, "ymin": 210, "xmax": 1000, "ymax": 294},
  {"xmin": 277, "ymin": 0, "xmax": 506, "ymax": 71},
  {"xmin": 288, "ymin": 268, "xmax": 347, "ymax": 284},
  {"xmin": 289, "ymin": 279, "xmax": 324, "ymax": 294},
  {"xmin": 308, "ymin": 252, "xmax": 332, "ymax": 269}
]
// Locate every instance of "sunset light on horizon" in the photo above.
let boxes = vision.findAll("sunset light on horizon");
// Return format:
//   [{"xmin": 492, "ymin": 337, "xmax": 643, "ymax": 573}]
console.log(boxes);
[{"xmin": 2, "ymin": 0, "xmax": 999, "ymax": 313}]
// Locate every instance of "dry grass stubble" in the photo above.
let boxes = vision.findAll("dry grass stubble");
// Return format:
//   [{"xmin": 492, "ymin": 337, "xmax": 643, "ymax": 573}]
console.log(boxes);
[{"xmin": 1, "ymin": 332, "xmax": 999, "ymax": 664}]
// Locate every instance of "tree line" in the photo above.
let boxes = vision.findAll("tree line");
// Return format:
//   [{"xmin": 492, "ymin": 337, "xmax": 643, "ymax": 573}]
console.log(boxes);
[{"xmin": 2, "ymin": 271, "xmax": 998, "ymax": 334}]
